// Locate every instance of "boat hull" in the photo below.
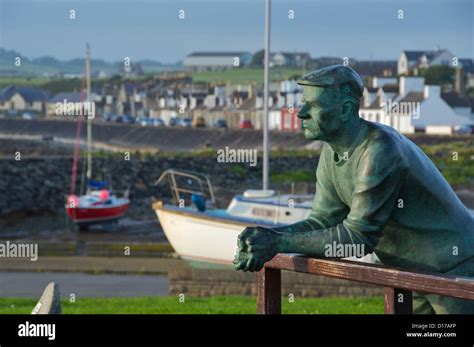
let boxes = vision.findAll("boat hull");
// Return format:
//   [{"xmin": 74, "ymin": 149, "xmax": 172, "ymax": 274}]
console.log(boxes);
[
  {"xmin": 154, "ymin": 202, "xmax": 378, "ymax": 267},
  {"xmin": 155, "ymin": 206, "xmax": 246, "ymax": 265},
  {"xmin": 66, "ymin": 203, "xmax": 129, "ymax": 226}
]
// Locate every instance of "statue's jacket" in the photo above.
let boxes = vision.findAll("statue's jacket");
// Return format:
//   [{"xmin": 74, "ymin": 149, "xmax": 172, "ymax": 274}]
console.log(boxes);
[{"xmin": 280, "ymin": 120, "xmax": 474, "ymax": 274}]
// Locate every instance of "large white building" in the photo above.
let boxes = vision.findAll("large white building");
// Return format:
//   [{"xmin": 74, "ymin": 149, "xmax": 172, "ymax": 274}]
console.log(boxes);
[{"xmin": 183, "ymin": 52, "xmax": 252, "ymax": 72}]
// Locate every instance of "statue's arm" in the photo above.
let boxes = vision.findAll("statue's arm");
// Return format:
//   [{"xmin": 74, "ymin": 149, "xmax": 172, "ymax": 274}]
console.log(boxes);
[
  {"xmin": 275, "ymin": 141, "xmax": 408, "ymax": 257},
  {"xmin": 272, "ymin": 147, "xmax": 349, "ymax": 234}
]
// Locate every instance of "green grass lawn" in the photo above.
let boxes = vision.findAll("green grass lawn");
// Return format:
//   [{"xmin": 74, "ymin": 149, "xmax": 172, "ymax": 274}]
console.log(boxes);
[
  {"xmin": 0, "ymin": 296, "xmax": 383, "ymax": 314},
  {"xmin": 192, "ymin": 67, "xmax": 304, "ymax": 84},
  {"xmin": 0, "ymin": 76, "xmax": 51, "ymax": 89}
]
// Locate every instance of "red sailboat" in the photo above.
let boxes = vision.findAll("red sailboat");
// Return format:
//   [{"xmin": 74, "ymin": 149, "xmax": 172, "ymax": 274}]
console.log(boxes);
[
  {"xmin": 65, "ymin": 44, "xmax": 129, "ymax": 229},
  {"xmin": 65, "ymin": 184, "xmax": 130, "ymax": 228}
]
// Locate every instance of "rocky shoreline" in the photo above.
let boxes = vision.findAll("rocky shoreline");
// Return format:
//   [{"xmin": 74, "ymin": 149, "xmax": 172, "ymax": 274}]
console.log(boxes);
[
  {"xmin": 0, "ymin": 140, "xmax": 320, "ymax": 225},
  {"xmin": 1, "ymin": 138, "xmax": 473, "ymax": 235}
]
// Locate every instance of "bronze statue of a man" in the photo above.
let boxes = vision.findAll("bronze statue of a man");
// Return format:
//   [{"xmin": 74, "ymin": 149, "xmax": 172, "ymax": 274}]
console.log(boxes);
[{"xmin": 234, "ymin": 65, "xmax": 474, "ymax": 314}]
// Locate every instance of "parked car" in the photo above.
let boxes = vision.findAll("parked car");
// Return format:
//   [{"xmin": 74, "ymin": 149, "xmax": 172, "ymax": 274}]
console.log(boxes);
[
  {"xmin": 102, "ymin": 113, "xmax": 112, "ymax": 122},
  {"xmin": 152, "ymin": 118, "xmax": 165, "ymax": 126},
  {"xmin": 108, "ymin": 114, "xmax": 119, "ymax": 122},
  {"xmin": 192, "ymin": 116, "xmax": 206, "ymax": 127},
  {"xmin": 22, "ymin": 111, "xmax": 39, "ymax": 120},
  {"xmin": 121, "ymin": 115, "xmax": 135, "ymax": 124},
  {"xmin": 179, "ymin": 118, "xmax": 192, "ymax": 127},
  {"xmin": 214, "ymin": 119, "xmax": 228, "ymax": 129},
  {"xmin": 238, "ymin": 120, "xmax": 253, "ymax": 129},
  {"xmin": 6, "ymin": 110, "xmax": 19, "ymax": 117},
  {"xmin": 137, "ymin": 117, "xmax": 150, "ymax": 126},
  {"xmin": 169, "ymin": 117, "xmax": 179, "ymax": 126},
  {"xmin": 453, "ymin": 124, "xmax": 474, "ymax": 135}
]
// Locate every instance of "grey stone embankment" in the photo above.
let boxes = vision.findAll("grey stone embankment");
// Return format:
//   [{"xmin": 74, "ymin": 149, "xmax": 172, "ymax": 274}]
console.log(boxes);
[
  {"xmin": 0, "ymin": 118, "xmax": 314, "ymax": 151},
  {"xmin": 0, "ymin": 147, "xmax": 319, "ymax": 220},
  {"xmin": 0, "ymin": 118, "xmax": 466, "ymax": 152},
  {"xmin": 1, "ymin": 137, "xmax": 473, "ymax": 222},
  {"xmin": 168, "ymin": 266, "xmax": 384, "ymax": 297}
]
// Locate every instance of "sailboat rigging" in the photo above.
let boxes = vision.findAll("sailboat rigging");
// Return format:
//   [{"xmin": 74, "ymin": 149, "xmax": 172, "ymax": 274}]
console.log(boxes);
[{"xmin": 65, "ymin": 44, "xmax": 130, "ymax": 230}]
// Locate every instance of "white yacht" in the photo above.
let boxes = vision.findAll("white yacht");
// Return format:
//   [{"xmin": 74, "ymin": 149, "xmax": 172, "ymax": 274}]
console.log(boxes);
[{"xmin": 152, "ymin": 169, "xmax": 376, "ymax": 267}]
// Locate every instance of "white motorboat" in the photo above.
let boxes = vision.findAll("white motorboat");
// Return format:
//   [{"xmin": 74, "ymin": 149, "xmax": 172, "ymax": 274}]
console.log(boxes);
[{"xmin": 153, "ymin": 169, "xmax": 376, "ymax": 267}]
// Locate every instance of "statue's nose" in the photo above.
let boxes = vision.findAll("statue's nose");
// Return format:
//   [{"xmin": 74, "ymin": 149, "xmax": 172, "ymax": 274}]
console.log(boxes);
[{"xmin": 297, "ymin": 105, "xmax": 311, "ymax": 119}]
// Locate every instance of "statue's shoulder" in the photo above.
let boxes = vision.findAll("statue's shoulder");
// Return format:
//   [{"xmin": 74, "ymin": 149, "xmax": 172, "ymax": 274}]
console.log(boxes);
[
  {"xmin": 365, "ymin": 121, "xmax": 403, "ymax": 148},
  {"xmin": 362, "ymin": 122, "xmax": 406, "ymax": 164},
  {"xmin": 320, "ymin": 142, "xmax": 334, "ymax": 159}
]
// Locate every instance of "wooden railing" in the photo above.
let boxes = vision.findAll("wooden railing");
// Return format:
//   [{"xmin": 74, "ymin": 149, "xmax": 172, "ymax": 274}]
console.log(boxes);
[{"xmin": 256, "ymin": 254, "xmax": 474, "ymax": 314}]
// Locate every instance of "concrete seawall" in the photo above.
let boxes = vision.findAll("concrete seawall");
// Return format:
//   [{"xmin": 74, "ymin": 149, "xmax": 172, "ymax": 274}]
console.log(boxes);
[
  {"xmin": 0, "ymin": 153, "xmax": 319, "ymax": 219},
  {"xmin": 0, "ymin": 118, "xmax": 467, "ymax": 152},
  {"xmin": 0, "ymin": 118, "xmax": 315, "ymax": 152}
]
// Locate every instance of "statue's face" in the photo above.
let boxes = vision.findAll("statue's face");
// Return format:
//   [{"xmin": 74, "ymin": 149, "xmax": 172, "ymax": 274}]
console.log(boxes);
[{"xmin": 298, "ymin": 86, "xmax": 343, "ymax": 141}]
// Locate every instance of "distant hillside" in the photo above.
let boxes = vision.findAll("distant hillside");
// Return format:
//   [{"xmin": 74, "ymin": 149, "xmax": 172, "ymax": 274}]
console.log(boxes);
[{"xmin": 0, "ymin": 48, "xmax": 182, "ymax": 77}]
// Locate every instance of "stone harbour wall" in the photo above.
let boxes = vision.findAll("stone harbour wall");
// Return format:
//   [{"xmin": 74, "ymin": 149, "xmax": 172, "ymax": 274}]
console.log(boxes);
[
  {"xmin": 0, "ymin": 153, "xmax": 319, "ymax": 220},
  {"xmin": 168, "ymin": 266, "xmax": 384, "ymax": 297}
]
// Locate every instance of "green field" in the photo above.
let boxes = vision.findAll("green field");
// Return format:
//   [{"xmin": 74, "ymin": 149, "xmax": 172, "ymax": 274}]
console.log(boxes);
[
  {"xmin": 0, "ymin": 296, "xmax": 383, "ymax": 314},
  {"xmin": 420, "ymin": 141, "xmax": 474, "ymax": 186},
  {"xmin": 0, "ymin": 76, "xmax": 123, "ymax": 94},
  {"xmin": 0, "ymin": 67, "xmax": 304, "ymax": 91},
  {"xmin": 192, "ymin": 67, "xmax": 304, "ymax": 84},
  {"xmin": 0, "ymin": 76, "xmax": 50, "ymax": 89}
]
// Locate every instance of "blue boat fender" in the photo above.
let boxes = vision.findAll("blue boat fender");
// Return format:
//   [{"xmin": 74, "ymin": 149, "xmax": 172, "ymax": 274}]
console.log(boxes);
[{"xmin": 191, "ymin": 194, "xmax": 206, "ymax": 212}]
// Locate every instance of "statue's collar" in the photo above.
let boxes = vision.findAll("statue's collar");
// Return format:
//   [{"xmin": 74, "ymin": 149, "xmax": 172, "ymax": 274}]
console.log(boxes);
[{"xmin": 333, "ymin": 121, "xmax": 369, "ymax": 166}]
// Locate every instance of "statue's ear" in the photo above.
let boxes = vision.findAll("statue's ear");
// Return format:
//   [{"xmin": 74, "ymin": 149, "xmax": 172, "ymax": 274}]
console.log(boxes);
[{"xmin": 341, "ymin": 99, "xmax": 356, "ymax": 122}]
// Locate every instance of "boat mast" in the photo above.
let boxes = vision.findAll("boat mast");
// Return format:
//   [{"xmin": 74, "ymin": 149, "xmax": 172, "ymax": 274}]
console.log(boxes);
[
  {"xmin": 262, "ymin": 0, "xmax": 270, "ymax": 190},
  {"xmin": 85, "ymin": 43, "xmax": 92, "ymax": 184}
]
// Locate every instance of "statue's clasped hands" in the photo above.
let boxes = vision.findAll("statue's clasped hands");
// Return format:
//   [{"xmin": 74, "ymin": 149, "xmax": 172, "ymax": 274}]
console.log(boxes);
[{"xmin": 233, "ymin": 226, "xmax": 282, "ymax": 272}]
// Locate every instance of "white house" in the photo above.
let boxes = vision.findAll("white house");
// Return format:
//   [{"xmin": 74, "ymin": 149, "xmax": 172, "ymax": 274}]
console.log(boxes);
[
  {"xmin": 0, "ymin": 86, "xmax": 49, "ymax": 114},
  {"xmin": 359, "ymin": 76, "xmax": 473, "ymax": 134},
  {"xmin": 397, "ymin": 48, "xmax": 471, "ymax": 75},
  {"xmin": 270, "ymin": 52, "xmax": 310, "ymax": 68}
]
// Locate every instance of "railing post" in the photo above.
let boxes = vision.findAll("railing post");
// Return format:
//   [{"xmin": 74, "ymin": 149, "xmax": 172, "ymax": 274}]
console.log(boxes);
[
  {"xmin": 257, "ymin": 266, "xmax": 281, "ymax": 314},
  {"xmin": 384, "ymin": 287, "xmax": 413, "ymax": 314}
]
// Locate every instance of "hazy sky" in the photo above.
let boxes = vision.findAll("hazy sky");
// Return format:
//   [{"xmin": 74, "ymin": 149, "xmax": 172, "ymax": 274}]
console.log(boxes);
[{"xmin": 0, "ymin": 0, "xmax": 472, "ymax": 63}]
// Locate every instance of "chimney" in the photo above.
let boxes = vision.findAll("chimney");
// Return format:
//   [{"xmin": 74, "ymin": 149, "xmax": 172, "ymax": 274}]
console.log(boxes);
[
  {"xmin": 225, "ymin": 82, "xmax": 232, "ymax": 97},
  {"xmin": 377, "ymin": 88, "xmax": 386, "ymax": 108},
  {"xmin": 423, "ymin": 85, "xmax": 440, "ymax": 99},
  {"xmin": 371, "ymin": 77, "xmax": 378, "ymax": 88},
  {"xmin": 363, "ymin": 88, "xmax": 370, "ymax": 107},
  {"xmin": 455, "ymin": 67, "xmax": 465, "ymax": 96}
]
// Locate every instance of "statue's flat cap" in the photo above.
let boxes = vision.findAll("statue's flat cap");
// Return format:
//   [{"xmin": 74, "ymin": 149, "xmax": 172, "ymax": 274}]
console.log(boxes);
[{"xmin": 297, "ymin": 65, "xmax": 364, "ymax": 96}]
